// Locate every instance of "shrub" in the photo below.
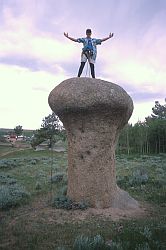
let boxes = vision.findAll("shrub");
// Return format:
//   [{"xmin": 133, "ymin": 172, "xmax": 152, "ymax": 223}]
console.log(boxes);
[
  {"xmin": 0, "ymin": 184, "xmax": 30, "ymax": 209},
  {"xmin": 117, "ymin": 175, "xmax": 129, "ymax": 188},
  {"xmin": 50, "ymin": 173, "xmax": 64, "ymax": 183},
  {"xmin": 140, "ymin": 226, "xmax": 152, "ymax": 240},
  {"xmin": 76, "ymin": 201, "xmax": 88, "ymax": 210},
  {"xmin": 108, "ymin": 241, "xmax": 125, "ymax": 250},
  {"xmin": 35, "ymin": 181, "xmax": 42, "ymax": 190},
  {"xmin": 129, "ymin": 169, "xmax": 149, "ymax": 186},
  {"xmin": 135, "ymin": 242, "xmax": 150, "ymax": 250},
  {"xmin": 73, "ymin": 235, "xmax": 108, "ymax": 250},
  {"xmin": 52, "ymin": 195, "xmax": 88, "ymax": 210},
  {"xmin": 52, "ymin": 195, "xmax": 72, "ymax": 210},
  {"xmin": 0, "ymin": 173, "xmax": 17, "ymax": 185},
  {"xmin": 0, "ymin": 159, "xmax": 18, "ymax": 169},
  {"xmin": 30, "ymin": 159, "xmax": 38, "ymax": 165}
]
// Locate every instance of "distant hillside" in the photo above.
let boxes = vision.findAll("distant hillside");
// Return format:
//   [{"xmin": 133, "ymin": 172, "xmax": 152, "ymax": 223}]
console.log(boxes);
[{"xmin": 0, "ymin": 128, "xmax": 34, "ymax": 137}]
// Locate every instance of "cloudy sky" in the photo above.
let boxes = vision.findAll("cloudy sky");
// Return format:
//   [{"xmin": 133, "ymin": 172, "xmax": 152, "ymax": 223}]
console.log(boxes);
[{"xmin": 0, "ymin": 0, "xmax": 166, "ymax": 130}]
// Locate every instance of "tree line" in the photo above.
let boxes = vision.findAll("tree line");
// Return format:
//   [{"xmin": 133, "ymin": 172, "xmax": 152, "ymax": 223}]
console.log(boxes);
[
  {"xmin": 117, "ymin": 99, "xmax": 166, "ymax": 154},
  {"xmin": 32, "ymin": 99, "xmax": 166, "ymax": 154}
]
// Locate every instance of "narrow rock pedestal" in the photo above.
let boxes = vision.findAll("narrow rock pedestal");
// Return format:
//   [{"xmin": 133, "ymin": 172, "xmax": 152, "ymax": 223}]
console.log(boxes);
[{"xmin": 48, "ymin": 77, "xmax": 138, "ymax": 209}]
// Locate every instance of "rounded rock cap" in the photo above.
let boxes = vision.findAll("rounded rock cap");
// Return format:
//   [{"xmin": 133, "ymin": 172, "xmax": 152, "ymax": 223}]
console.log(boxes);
[{"xmin": 48, "ymin": 77, "xmax": 133, "ymax": 119}]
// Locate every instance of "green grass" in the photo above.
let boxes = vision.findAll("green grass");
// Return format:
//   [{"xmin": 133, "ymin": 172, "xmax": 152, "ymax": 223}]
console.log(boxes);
[
  {"xmin": 0, "ymin": 150, "xmax": 67, "ymax": 197},
  {"xmin": 0, "ymin": 144, "xmax": 19, "ymax": 156},
  {"xmin": 0, "ymin": 146, "xmax": 165, "ymax": 249},
  {"xmin": 0, "ymin": 214, "xmax": 165, "ymax": 249},
  {"xmin": 116, "ymin": 154, "xmax": 166, "ymax": 205}
]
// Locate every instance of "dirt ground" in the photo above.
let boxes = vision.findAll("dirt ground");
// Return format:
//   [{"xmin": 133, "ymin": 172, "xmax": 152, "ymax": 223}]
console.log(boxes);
[{"xmin": 1, "ymin": 195, "xmax": 153, "ymax": 228}]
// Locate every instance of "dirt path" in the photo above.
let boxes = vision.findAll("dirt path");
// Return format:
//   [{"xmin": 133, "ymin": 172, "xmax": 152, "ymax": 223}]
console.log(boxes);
[
  {"xmin": 0, "ymin": 148, "xmax": 25, "ymax": 158},
  {"xmin": 0, "ymin": 145, "xmax": 31, "ymax": 158}
]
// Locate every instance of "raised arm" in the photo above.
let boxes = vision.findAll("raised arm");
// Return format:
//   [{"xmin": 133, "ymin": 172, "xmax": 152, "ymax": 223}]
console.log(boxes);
[
  {"xmin": 101, "ymin": 32, "xmax": 114, "ymax": 42},
  {"xmin": 64, "ymin": 32, "xmax": 77, "ymax": 42}
]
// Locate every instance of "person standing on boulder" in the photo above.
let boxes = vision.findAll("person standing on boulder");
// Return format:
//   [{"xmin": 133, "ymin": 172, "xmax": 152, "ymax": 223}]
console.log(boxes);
[{"xmin": 64, "ymin": 29, "xmax": 114, "ymax": 78}]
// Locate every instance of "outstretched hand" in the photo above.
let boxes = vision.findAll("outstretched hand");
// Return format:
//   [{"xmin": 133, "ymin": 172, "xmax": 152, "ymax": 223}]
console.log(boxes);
[
  {"xmin": 63, "ymin": 33, "xmax": 77, "ymax": 42},
  {"xmin": 109, "ymin": 32, "xmax": 114, "ymax": 38},
  {"xmin": 64, "ymin": 32, "xmax": 68, "ymax": 38}
]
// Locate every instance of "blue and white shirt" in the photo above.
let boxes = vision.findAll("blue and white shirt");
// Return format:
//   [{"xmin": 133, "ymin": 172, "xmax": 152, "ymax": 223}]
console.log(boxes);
[{"xmin": 77, "ymin": 37, "xmax": 102, "ymax": 61}]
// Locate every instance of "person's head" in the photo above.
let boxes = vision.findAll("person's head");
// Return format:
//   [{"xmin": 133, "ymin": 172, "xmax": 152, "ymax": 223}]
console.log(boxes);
[{"xmin": 86, "ymin": 29, "xmax": 92, "ymax": 38}]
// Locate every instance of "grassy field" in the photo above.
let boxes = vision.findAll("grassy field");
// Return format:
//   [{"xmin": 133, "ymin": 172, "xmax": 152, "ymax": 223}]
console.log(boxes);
[{"xmin": 0, "ymin": 144, "xmax": 166, "ymax": 250}]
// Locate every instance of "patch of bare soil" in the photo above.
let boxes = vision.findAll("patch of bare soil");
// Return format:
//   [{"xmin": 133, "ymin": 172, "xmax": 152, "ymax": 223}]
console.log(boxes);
[
  {"xmin": 38, "ymin": 202, "xmax": 151, "ymax": 225},
  {"xmin": 4, "ymin": 196, "xmax": 152, "ymax": 228}
]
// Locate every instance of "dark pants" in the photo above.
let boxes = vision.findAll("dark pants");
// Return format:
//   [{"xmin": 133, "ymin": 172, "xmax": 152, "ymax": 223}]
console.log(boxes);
[{"xmin": 77, "ymin": 62, "xmax": 95, "ymax": 78}]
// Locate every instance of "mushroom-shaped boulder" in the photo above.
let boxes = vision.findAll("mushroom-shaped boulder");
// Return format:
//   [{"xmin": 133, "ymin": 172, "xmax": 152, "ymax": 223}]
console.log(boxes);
[{"xmin": 48, "ymin": 77, "xmax": 138, "ymax": 209}]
